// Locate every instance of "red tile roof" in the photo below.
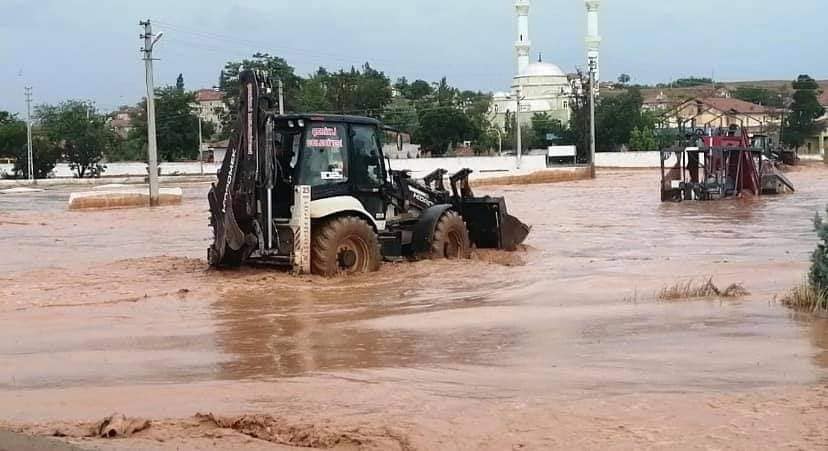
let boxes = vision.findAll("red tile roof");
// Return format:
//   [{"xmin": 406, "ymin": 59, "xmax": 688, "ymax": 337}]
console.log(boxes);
[
  {"xmin": 196, "ymin": 89, "xmax": 224, "ymax": 102},
  {"xmin": 697, "ymin": 97, "xmax": 773, "ymax": 115}
]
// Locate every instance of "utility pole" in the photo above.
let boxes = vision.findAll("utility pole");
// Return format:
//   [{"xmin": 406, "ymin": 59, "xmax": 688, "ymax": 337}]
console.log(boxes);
[
  {"xmin": 198, "ymin": 116, "xmax": 204, "ymax": 175},
  {"xmin": 140, "ymin": 19, "xmax": 163, "ymax": 206},
  {"xmin": 515, "ymin": 87, "xmax": 524, "ymax": 169},
  {"xmin": 588, "ymin": 54, "xmax": 598, "ymax": 178},
  {"xmin": 278, "ymin": 79, "xmax": 285, "ymax": 115},
  {"xmin": 24, "ymin": 87, "xmax": 33, "ymax": 182}
]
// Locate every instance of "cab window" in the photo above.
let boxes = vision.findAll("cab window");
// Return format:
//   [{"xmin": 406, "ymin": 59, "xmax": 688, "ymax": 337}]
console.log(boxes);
[
  {"xmin": 298, "ymin": 123, "xmax": 348, "ymax": 186},
  {"xmin": 351, "ymin": 124, "xmax": 383, "ymax": 186}
]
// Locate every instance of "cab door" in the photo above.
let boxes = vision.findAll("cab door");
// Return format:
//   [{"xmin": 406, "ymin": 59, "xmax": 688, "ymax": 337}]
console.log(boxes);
[{"xmin": 349, "ymin": 124, "xmax": 388, "ymax": 225}]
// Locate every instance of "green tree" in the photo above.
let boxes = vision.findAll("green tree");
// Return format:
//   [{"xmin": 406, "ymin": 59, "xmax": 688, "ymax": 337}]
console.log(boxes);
[
  {"xmin": 318, "ymin": 63, "xmax": 392, "ymax": 117},
  {"xmin": 811, "ymin": 209, "xmax": 828, "ymax": 291},
  {"xmin": 732, "ymin": 86, "xmax": 783, "ymax": 108},
  {"xmin": 617, "ymin": 73, "xmax": 631, "ymax": 85},
  {"xmin": 629, "ymin": 126, "xmax": 658, "ymax": 151},
  {"xmin": 595, "ymin": 87, "xmax": 646, "ymax": 151},
  {"xmin": 299, "ymin": 68, "xmax": 332, "ymax": 112},
  {"xmin": 414, "ymin": 107, "xmax": 473, "ymax": 156},
  {"xmin": 37, "ymin": 101, "xmax": 115, "ymax": 178},
  {"xmin": 782, "ymin": 75, "xmax": 825, "ymax": 149},
  {"xmin": 219, "ymin": 53, "xmax": 302, "ymax": 135},
  {"xmin": 530, "ymin": 112, "xmax": 567, "ymax": 148},
  {"xmin": 658, "ymin": 77, "xmax": 714, "ymax": 88},
  {"xmin": 383, "ymin": 98, "xmax": 419, "ymax": 135},
  {"xmin": 0, "ymin": 113, "xmax": 60, "ymax": 178},
  {"xmin": 406, "ymin": 80, "xmax": 433, "ymax": 101},
  {"xmin": 129, "ymin": 87, "xmax": 214, "ymax": 162}
]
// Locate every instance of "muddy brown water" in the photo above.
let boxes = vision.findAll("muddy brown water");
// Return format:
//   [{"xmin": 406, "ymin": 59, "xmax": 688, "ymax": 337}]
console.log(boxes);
[{"xmin": 0, "ymin": 169, "xmax": 827, "ymax": 450}]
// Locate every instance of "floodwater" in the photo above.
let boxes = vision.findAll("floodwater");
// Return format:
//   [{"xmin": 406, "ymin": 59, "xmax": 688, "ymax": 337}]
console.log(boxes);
[{"xmin": 0, "ymin": 169, "xmax": 827, "ymax": 450}]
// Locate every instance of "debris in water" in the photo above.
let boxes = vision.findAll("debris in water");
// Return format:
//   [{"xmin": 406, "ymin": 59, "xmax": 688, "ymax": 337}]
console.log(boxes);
[
  {"xmin": 93, "ymin": 413, "xmax": 151, "ymax": 438},
  {"xmin": 658, "ymin": 278, "xmax": 749, "ymax": 301}
]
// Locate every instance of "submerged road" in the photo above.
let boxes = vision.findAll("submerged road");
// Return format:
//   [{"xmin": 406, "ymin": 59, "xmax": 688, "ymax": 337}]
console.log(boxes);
[{"xmin": 0, "ymin": 168, "xmax": 826, "ymax": 450}]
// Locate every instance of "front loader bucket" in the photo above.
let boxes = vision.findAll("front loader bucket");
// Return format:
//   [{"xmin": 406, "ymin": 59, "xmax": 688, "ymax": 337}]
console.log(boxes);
[
  {"xmin": 459, "ymin": 197, "xmax": 531, "ymax": 251},
  {"xmin": 500, "ymin": 213, "xmax": 531, "ymax": 251}
]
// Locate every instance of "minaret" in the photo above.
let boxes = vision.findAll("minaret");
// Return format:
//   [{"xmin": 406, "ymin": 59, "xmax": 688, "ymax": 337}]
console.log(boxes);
[
  {"xmin": 585, "ymin": 0, "xmax": 602, "ymax": 85},
  {"xmin": 515, "ymin": 0, "xmax": 531, "ymax": 75}
]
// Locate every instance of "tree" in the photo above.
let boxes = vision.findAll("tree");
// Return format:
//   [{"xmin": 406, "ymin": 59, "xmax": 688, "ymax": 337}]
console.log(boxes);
[
  {"xmin": 782, "ymin": 75, "xmax": 825, "ymax": 149},
  {"xmin": 383, "ymin": 98, "xmax": 419, "ymax": 135},
  {"xmin": 406, "ymin": 80, "xmax": 433, "ymax": 101},
  {"xmin": 660, "ymin": 77, "xmax": 714, "ymax": 88},
  {"xmin": 0, "ymin": 113, "xmax": 60, "ymax": 178},
  {"xmin": 594, "ymin": 87, "xmax": 646, "ymax": 151},
  {"xmin": 617, "ymin": 74, "xmax": 631, "ymax": 86},
  {"xmin": 298, "ymin": 68, "xmax": 332, "ymax": 112},
  {"xmin": 629, "ymin": 126, "xmax": 657, "ymax": 151},
  {"xmin": 128, "ymin": 87, "xmax": 213, "ymax": 162},
  {"xmin": 732, "ymin": 86, "xmax": 783, "ymax": 108},
  {"xmin": 219, "ymin": 53, "xmax": 302, "ymax": 136},
  {"xmin": 176, "ymin": 73, "xmax": 185, "ymax": 91},
  {"xmin": 37, "ymin": 101, "xmax": 115, "ymax": 178},
  {"xmin": 530, "ymin": 112, "xmax": 567, "ymax": 148},
  {"xmin": 414, "ymin": 107, "xmax": 474, "ymax": 156}
]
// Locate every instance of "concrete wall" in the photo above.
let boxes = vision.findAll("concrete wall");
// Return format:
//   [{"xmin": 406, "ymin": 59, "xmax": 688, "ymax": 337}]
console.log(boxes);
[
  {"xmin": 0, "ymin": 162, "xmax": 221, "ymax": 179},
  {"xmin": 389, "ymin": 155, "xmax": 548, "ymax": 179},
  {"xmin": 595, "ymin": 151, "xmax": 663, "ymax": 168},
  {"xmin": 1, "ymin": 152, "xmax": 673, "ymax": 183}
]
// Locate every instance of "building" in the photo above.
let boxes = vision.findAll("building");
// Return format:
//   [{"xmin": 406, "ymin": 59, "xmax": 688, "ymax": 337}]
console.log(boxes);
[
  {"xmin": 491, "ymin": 0, "xmax": 593, "ymax": 129},
  {"xmin": 802, "ymin": 93, "xmax": 828, "ymax": 157},
  {"xmin": 109, "ymin": 107, "xmax": 137, "ymax": 139},
  {"xmin": 662, "ymin": 97, "xmax": 778, "ymax": 131},
  {"xmin": 195, "ymin": 89, "xmax": 226, "ymax": 134},
  {"xmin": 643, "ymin": 86, "xmax": 733, "ymax": 113}
]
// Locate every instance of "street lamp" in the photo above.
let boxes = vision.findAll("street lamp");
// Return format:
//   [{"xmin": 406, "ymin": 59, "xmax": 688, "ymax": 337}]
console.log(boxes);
[
  {"xmin": 507, "ymin": 87, "xmax": 527, "ymax": 169},
  {"xmin": 588, "ymin": 52, "xmax": 598, "ymax": 178}
]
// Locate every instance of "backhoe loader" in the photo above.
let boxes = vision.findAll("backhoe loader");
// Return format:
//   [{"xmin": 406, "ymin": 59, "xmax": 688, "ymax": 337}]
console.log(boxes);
[{"xmin": 208, "ymin": 70, "xmax": 530, "ymax": 276}]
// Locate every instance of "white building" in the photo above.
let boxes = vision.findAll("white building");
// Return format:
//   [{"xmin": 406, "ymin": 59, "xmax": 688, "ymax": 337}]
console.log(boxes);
[
  {"xmin": 491, "ymin": 0, "xmax": 576, "ymax": 129},
  {"xmin": 195, "ymin": 89, "xmax": 226, "ymax": 134}
]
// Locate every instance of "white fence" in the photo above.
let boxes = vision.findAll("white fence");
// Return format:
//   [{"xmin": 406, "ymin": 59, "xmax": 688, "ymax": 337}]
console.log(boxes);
[
  {"xmin": 0, "ymin": 152, "xmax": 679, "ymax": 183},
  {"xmin": 0, "ymin": 162, "xmax": 221, "ymax": 179},
  {"xmin": 389, "ymin": 155, "xmax": 548, "ymax": 179}
]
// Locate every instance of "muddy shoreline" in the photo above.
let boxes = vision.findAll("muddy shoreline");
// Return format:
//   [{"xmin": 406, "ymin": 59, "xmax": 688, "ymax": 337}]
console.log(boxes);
[{"xmin": 1, "ymin": 168, "xmax": 827, "ymax": 450}]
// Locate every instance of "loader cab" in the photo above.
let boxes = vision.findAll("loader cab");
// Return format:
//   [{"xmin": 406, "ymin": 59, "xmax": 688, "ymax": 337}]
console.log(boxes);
[{"xmin": 272, "ymin": 115, "xmax": 389, "ymax": 221}]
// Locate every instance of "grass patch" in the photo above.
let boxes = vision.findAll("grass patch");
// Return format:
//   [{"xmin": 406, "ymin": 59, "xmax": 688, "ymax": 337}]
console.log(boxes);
[
  {"xmin": 657, "ymin": 278, "xmax": 749, "ymax": 301},
  {"xmin": 781, "ymin": 281, "xmax": 828, "ymax": 313}
]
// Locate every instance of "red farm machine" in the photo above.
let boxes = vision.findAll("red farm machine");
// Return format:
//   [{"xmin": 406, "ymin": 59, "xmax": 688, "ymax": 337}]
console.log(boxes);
[{"xmin": 660, "ymin": 125, "xmax": 795, "ymax": 202}]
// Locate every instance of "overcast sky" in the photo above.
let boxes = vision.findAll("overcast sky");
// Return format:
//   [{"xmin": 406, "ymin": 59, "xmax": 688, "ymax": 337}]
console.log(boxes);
[{"xmin": 1, "ymin": 0, "xmax": 826, "ymax": 115}]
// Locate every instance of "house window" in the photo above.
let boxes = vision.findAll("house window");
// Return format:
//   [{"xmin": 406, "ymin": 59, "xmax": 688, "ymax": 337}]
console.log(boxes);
[{"xmin": 563, "ymin": 101, "xmax": 569, "ymax": 109}]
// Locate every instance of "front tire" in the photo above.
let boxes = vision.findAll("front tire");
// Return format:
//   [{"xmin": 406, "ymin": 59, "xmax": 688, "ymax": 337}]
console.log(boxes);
[
  {"xmin": 430, "ymin": 211, "xmax": 471, "ymax": 259},
  {"xmin": 311, "ymin": 216, "xmax": 381, "ymax": 277}
]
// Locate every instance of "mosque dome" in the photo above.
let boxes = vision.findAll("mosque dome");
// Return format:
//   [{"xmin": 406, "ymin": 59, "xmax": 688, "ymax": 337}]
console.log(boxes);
[{"xmin": 517, "ymin": 62, "xmax": 566, "ymax": 78}]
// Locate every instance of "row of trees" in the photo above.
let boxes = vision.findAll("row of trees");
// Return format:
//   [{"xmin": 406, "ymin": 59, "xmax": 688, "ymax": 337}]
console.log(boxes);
[
  {"xmin": 214, "ymin": 53, "xmax": 494, "ymax": 155},
  {"xmin": 0, "ymin": 74, "xmax": 216, "ymax": 178},
  {"xmin": 0, "ymin": 102, "xmax": 114, "ymax": 178}
]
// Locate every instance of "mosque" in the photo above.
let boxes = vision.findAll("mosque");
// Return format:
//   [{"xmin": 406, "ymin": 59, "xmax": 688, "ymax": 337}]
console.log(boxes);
[{"xmin": 491, "ymin": 0, "xmax": 602, "ymax": 129}]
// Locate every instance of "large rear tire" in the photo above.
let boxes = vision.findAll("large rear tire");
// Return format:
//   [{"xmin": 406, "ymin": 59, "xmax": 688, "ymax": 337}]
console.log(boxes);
[
  {"xmin": 430, "ymin": 211, "xmax": 471, "ymax": 259},
  {"xmin": 311, "ymin": 216, "xmax": 382, "ymax": 277}
]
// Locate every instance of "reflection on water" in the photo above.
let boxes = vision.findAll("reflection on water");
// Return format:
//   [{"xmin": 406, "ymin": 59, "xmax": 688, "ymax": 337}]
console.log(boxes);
[{"xmin": 211, "ymin": 285, "xmax": 521, "ymax": 380}]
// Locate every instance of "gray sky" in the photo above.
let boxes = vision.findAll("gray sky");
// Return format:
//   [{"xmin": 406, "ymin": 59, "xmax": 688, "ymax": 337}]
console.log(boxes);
[{"xmin": 1, "ymin": 0, "xmax": 826, "ymax": 115}]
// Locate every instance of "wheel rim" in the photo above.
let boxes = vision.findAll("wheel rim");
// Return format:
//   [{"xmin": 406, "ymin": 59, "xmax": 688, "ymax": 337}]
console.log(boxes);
[
  {"xmin": 443, "ymin": 230, "xmax": 464, "ymax": 259},
  {"xmin": 336, "ymin": 235, "xmax": 370, "ymax": 273}
]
